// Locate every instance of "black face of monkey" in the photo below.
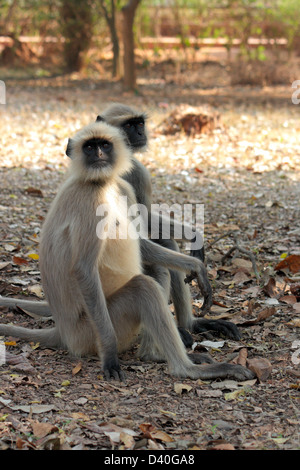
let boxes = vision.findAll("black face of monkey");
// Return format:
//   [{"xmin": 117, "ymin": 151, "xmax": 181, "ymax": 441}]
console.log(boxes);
[
  {"xmin": 121, "ymin": 117, "xmax": 147, "ymax": 149},
  {"xmin": 82, "ymin": 138, "xmax": 115, "ymax": 168}
]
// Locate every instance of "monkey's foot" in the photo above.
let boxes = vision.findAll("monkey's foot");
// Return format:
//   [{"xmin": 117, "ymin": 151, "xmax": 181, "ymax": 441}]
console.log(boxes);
[
  {"xmin": 188, "ymin": 352, "xmax": 215, "ymax": 364},
  {"xmin": 199, "ymin": 363, "xmax": 255, "ymax": 381},
  {"xmin": 178, "ymin": 362, "xmax": 255, "ymax": 381},
  {"xmin": 103, "ymin": 358, "xmax": 125, "ymax": 381},
  {"xmin": 192, "ymin": 318, "xmax": 241, "ymax": 341}
]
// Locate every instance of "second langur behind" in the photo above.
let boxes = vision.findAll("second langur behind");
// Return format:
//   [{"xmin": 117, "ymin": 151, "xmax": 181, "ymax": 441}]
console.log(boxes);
[{"xmin": 95, "ymin": 103, "xmax": 241, "ymax": 341}]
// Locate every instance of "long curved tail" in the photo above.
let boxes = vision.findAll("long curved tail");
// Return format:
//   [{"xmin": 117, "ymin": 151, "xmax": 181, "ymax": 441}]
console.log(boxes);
[
  {"xmin": 0, "ymin": 324, "xmax": 61, "ymax": 349},
  {"xmin": 0, "ymin": 296, "xmax": 52, "ymax": 317}
]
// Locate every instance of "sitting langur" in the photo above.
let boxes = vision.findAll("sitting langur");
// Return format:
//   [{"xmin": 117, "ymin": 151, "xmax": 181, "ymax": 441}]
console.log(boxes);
[
  {"xmin": 94, "ymin": 103, "xmax": 241, "ymax": 341},
  {"xmin": 0, "ymin": 121, "xmax": 254, "ymax": 381}
]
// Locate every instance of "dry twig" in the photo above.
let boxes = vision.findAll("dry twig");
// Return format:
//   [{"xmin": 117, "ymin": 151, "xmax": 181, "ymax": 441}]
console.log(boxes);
[{"xmin": 219, "ymin": 232, "xmax": 260, "ymax": 279}]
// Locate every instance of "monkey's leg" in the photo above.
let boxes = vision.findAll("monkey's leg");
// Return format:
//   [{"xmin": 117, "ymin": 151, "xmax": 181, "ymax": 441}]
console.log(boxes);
[
  {"xmin": 107, "ymin": 275, "xmax": 254, "ymax": 381},
  {"xmin": 0, "ymin": 324, "xmax": 61, "ymax": 349},
  {"xmin": 107, "ymin": 274, "xmax": 199, "ymax": 377},
  {"xmin": 0, "ymin": 296, "xmax": 52, "ymax": 317},
  {"xmin": 143, "ymin": 263, "xmax": 193, "ymax": 348},
  {"xmin": 150, "ymin": 211, "xmax": 205, "ymax": 259},
  {"xmin": 170, "ymin": 269, "xmax": 241, "ymax": 340},
  {"xmin": 140, "ymin": 238, "xmax": 241, "ymax": 340},
  {"xmin": 155, "ymin": 238, "xmax": 195, "ymax": 327}
]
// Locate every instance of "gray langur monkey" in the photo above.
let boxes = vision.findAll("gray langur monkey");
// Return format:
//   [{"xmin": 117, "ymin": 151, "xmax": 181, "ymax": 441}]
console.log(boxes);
[
  {"xmin": 94, "ymin": 103, "xmax": 241, "ymax": 341},
  {"xmin": 0, "ymin": 121, "xmax": 254, "ymax": 381}
]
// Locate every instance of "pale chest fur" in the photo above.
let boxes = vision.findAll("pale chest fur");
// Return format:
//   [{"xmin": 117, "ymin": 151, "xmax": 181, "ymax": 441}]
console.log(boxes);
[{"xmin": 97, "ymin": 183, "xmax": 142, "ymax": 297}]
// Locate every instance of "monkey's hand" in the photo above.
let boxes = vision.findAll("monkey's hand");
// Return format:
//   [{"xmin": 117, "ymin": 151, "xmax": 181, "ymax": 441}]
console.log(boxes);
[
  {"xmin": 192, "ymin": 318, "xmax": 241, "ymax": 341},
  {"xmin": 103, "ymin": 357, "xmax": 125, "ymax": 381},
  {"xmin": 178, "ymin": 327, "xmax": 194, "ymax": 348},
  {"xmin": 184, "ymin": 271, "xmax": 198, "ymax": 284},
  {"xmin": 184, "ymin": 267, "xmax": 212, "ymax": 316}
]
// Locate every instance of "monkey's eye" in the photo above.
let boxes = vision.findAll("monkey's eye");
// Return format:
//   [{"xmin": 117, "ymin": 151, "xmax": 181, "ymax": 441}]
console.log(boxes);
[
  {"xmin": 124, "ymin": 123, "xmax": 132, "ymax": 129},
  {"xmin": 138, "ymin": 122, "xmax": 144, "ymax": 127},
  {"xmin": 86, "ymin": 145, "xmax": 93, "ymax": 151},
  {"xmin": 101, "ymin": 141, "xmax": 112, "ymax": 152}
]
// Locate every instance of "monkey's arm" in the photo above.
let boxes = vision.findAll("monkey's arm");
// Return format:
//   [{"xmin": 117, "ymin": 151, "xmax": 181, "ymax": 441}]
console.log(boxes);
[
  {"xmin": 70, "ymin": 227, "xmax": 123, "ymax": 380},
  {"xmin": 149, "ymin": 211, "xmax": 205, "ymax": 261},
  {"xmin": 123, "ymin": 157, "xmax": 152, "ymax": 209},
  {"xmin": 140, "ymin": 238, "xmax": 212, "ymax": 314},
  {"xmin": 73, "ymin": 263, "xmax": 123, "ymax": 379},
  {"xmin": 123, "ymin": 161, "xmax": 204, "ymax": 260}
]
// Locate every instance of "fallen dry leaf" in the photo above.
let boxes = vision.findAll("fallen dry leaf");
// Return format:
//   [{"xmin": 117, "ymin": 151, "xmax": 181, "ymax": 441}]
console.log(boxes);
[
  {"xmin": 9, "ymin": 404, "xmax": 56, "ymax": 414},
  {"xmin": 211, "ymin": 442, "xmax": 235, "ymax": 450},
  {"xmin": 263, "ymin": 277, "xmax": 278, "ymax": 298},
  {"xmin": 238, "ymin": 307, "xmax": 275, "ymax": 326},
  {"xmin": 148, "ymin": 429, "xmax": 174, "ymax": 443},
  {"xmin": 97, "ymin": 422, "xmax": 138, "ymax": 445},
  {"xmin": 232, "ymin": 258, "xmax": 253, "ymax": 271},
  {"xmin": 27, "ymin": 253, "xmax": 39, "ymax": 261},
  {"xmin": 120, "ymin": 431, "xmax": 135, "ymax": 449},
  {"xmin": 279, "ymin": 294, "xmax": 297, "ymax": 305},
  {"xmin": 174, "ymin": 383, "xmax": 193, "ymax": 395},
  {"xmin": 290, "ymin": 283, "xmax": 300, "ymax": 299},
  {"xmin": 28, "ymin": 284, "xmax": 43, "ymax": 298},
  {"xmin": 31, "ymin": 421, "xmax": 58, "ymax": 439},
  {"xmin": 5, "ymin": 351, "xmax": 36, "ymax": 375},
  {"xmin": 140, "ymin": 423, "xmax": 174, "ymax": 443},
  {"xmin": 232, "ymin": 270, "xmax": 251, "ymax": 284},
  {"xmin": 275, "ymin": 255, "xmax": 300, "ymax": 274},
  {"xmin": 294, "ymin": 304, "xmax": 300, "ymax": 314},
  {"xmin": 4, "ymin": 244, "xmax": 17, "ymax": 252},
  {"xmin": 237, "ymin": 347, "xmax": 248, "ymax": 367},
  {"xmin": 224, "ymin": 388, "xmax": 246, "ymax": 401},
  {"xmin": 257, "ymin": 306, "xmax": 276, "ymax": 322},
  {"xmin": 71, "ymin": 412, "xmax": 90, "ymax": 421},
  {"xmin": 12, "ymin": 256, "xmax": 29, "ymax": 266},
  {"xmin": 247, "ymin": 357, "xmax": 272, "ymax": 381},
  {"xmin": 288, "ymin": 315, "xmax": 300, "ymax": 325},
  {"xmin": 72, "ymin": 362, "xmax": 82, "ymax": 375},
  {"xmin": 0, "ymin": 261, "xmax": 10, "ymax": 269},
  {"xmin": 25, "ymin": 187, "xmax": 44, "ymax": 197}
]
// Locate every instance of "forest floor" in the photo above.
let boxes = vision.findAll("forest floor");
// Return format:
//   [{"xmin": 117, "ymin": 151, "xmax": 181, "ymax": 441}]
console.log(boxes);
[{"xmin": 0, "ymin": 56, "xmax": 299, "ymax": 451}]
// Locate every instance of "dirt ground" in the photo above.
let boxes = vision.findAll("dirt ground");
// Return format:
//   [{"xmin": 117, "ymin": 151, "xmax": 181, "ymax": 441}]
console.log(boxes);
[{"xmin": 0, "ymin": 58, "xmax": 299, "ymax": 451}]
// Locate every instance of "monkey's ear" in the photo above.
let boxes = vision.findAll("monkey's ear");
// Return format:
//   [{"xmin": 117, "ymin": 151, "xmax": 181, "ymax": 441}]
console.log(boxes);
[
  {"xmin": 65, "ymin": 138, "xmax": 73, "ymax": 158},
  {"xmin": 96, "ymin": 115, "xmax": 105, "ymax": 122}
]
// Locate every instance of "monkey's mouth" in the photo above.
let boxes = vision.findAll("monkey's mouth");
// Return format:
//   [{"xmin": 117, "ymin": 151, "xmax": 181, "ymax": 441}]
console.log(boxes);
[
  {"xmin": 131, "ymin": 139, "xmax": 146, "ymax": 148},
  {"xmin": 90, "ymin": 157, "xmax": 111, "ymax": 167}
]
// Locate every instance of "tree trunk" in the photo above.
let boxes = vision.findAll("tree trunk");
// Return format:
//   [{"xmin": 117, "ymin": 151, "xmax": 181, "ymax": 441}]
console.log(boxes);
[
  {"xmin": 111, "ymin": 26, "xmax": 120, "ymax": 77},
  {"xmin": 99, "ymin": 0, "xmax": 120, "ymax": 78},
  {"xmin": 60, "ymin": 0, "xmax": 94, "ymax": 72},
  {"xmin": 121, "ymin": 0, "xmax": 141, "ymax": 91}
]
